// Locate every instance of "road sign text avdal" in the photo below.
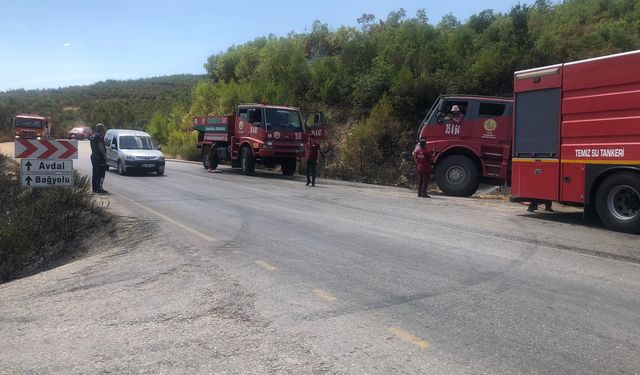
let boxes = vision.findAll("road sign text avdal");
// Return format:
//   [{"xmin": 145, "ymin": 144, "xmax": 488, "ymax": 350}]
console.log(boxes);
[{"xmin": 21, "ymin": 159, "xmax": 74, "ymax": 174}]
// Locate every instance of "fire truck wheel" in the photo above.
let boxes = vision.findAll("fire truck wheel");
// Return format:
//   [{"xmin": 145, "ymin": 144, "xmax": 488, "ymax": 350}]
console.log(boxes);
[
  {"xmin": 202, "ymin": 145, "xmax": 211, "ymax": 169},
  {"xmin": 595, "ymin": 172, "xmax": 640, "ymax": 233},
  {"xmin": 435, "ymin": 155, "xmax": 479, "ymax": 197},
  {"xmin": 281, "ymin": 158, "xmax": 296, "ymax": 176},
  {"xmin": 241, "ymin": 146, "xmax": 255, "ymax": 176}
]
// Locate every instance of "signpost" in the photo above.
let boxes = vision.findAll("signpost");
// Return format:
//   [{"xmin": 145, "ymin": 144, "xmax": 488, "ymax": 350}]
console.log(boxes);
[{"xmin": 16, "ymin": 139, "xmax": 78, "ymax": 188}]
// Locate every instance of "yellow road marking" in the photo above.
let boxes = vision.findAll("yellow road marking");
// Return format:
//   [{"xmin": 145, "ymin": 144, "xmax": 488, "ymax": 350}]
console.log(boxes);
[
  {"xmin": 115, "ymin": 193, "xmax": 215, "ymax": 242},
  {"xmin": 388, "ymin": 326, "xmax": 429, "ymax": 349},
  {"xmin": 312, "ymin": 288, "xmax": 337, "ymax": 302},
  {"xmin": 255, "ymin": 260, "xmax": 277, "ymax": 272}
]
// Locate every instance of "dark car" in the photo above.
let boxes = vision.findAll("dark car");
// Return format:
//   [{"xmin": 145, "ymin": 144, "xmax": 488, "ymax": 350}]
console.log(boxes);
[{"xmin": 68, "ymin": 126, "xmax": 92, "ymax": 140}]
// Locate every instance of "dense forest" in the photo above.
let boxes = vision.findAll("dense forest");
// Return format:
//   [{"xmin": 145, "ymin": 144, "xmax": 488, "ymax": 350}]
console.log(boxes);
[{"xmin": 2, "ymin": 0, "xmax": 639, "ymax": 184}]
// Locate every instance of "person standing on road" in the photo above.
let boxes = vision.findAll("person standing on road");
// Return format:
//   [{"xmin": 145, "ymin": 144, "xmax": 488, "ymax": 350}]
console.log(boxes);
[
  {"xmin": 413, "ymin": 138, "xmax": 433, "ymax": 198},
  {"xmin": 305, "ymin": 134, "xmax": 321, "ymax": 187},
  {"xmin": 90, "ymin": 123, "xmax": 109, "ymax": 194}
]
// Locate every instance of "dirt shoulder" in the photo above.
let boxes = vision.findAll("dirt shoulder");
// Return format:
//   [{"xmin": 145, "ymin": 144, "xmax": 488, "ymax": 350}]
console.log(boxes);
[{"xmin": 0, "ymin": 196, "xmax": 336, "ymax": 374}]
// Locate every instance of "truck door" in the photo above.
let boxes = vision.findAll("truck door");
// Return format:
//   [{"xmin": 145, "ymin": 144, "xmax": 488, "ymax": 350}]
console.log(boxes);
[{"xmin": 305, "ymin": 112, "xmax": 326, "ymax": 139}]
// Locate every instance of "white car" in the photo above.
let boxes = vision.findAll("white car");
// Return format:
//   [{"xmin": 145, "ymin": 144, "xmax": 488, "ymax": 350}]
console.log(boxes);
[{"xmin": 104, "ymin": 129, "xmax": 165, "ymax": 176}]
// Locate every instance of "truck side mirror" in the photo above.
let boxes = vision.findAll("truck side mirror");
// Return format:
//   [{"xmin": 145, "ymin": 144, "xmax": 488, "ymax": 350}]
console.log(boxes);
[
  {"xmin": 110, "ymin": 144, "xmax": 117, "ymax": 150},
  {"xmin": 436, "ymin": 111, "xmax": 444, "ymax": 124}
]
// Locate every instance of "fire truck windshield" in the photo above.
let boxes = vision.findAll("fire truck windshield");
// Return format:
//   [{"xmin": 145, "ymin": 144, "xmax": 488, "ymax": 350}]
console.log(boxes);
[
  {"xmin": 15, "ymin": 118, "xmax": 45, "ymax": 128},
  {"xmin": 265, "ymin": 109, "xmax": 302, "ymax": 130}
]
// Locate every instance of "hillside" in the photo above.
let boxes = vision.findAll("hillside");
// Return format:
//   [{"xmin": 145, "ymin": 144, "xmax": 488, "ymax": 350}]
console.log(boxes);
[{"xmin": 0, "ymin": 75, "xmax": 204, "ymax": 140}]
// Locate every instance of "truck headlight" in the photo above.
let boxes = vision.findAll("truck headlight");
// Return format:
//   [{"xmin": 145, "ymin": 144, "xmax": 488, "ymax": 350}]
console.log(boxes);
[{"xmin": 125, "ymin": 154, "xmax": 135, "ymax": 160}]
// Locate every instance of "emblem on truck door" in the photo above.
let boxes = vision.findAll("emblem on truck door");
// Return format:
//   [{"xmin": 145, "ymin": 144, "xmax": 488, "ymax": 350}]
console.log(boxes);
[
  {"xmin": 483, "ymin": 119, "xmax": 497, "ymax": 132},
  {"xmin": 273, "ymin": 131, "xmax": 281, "ymax": 139}
]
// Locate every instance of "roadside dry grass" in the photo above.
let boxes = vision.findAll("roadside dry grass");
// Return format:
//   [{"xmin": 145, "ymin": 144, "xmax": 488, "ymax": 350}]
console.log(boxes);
[{"xmin": 0, "ymin": 153, "xmax": 113, "ymax": 282}]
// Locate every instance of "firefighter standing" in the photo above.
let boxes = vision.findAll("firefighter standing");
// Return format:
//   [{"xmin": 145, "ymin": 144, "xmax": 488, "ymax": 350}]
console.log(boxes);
[
  {"xmin": 90, "ymin": 123, "xmax": 109, "ymax": 194},
  {"xmin": 413, "ymin": 138, "xmax": 433, "ymax": 198},
  {"xmin": 305, "ymin": 134, "xmax": 321, "ymax": 186}
]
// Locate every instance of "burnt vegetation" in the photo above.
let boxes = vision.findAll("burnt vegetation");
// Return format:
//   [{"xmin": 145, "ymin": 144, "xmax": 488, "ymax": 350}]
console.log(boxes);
[{"xmin": 0, "ymin": 154, "xmax": 112, "ymax": 282}]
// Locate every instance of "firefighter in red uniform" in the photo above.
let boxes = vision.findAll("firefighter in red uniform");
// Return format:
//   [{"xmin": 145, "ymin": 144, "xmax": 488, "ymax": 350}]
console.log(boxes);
[
  {"xmin": 413, "ymin": 138, "xmax": 433, "ymax": 198},
  {"xmin": 305, "ymin": 134, "xmax": 321, "ymax": 186}
]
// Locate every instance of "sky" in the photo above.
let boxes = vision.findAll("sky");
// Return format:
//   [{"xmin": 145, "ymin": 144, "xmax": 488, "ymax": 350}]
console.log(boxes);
[{"xmin": 0, "ymin": 0, "xmax": 536, "ymax": 91}]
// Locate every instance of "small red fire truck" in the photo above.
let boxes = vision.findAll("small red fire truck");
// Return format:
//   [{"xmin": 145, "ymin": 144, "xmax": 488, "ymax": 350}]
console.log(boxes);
[
  {"xmin": 194, "ymin": 103, "xmax": 324, "ymax": 175},
  {"xmin": 13, "ymin": 113, "xmax": 51, "ymax": 140}
]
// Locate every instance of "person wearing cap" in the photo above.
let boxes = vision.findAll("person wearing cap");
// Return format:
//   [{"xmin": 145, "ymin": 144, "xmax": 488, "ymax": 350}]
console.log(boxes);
[
  {"xmin": 89, "ymin": 123, "xmax": 109, "ymax": 194},
  {"xmin": 450, "ymin": 105, "xmax": 464, "ymax": 124},
  {"xmin": 305, "ymin": 133, "xmax": 322, "ymax": 186},
  {"xmin": 413, "ymin": 138, "xmax": 433, "ymax": 198}
]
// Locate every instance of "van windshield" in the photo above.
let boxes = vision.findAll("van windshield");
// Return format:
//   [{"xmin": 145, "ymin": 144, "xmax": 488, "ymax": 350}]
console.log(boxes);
[{"xmin": 119, "ymin": 136, "xmax": 155, "ymax": 150}]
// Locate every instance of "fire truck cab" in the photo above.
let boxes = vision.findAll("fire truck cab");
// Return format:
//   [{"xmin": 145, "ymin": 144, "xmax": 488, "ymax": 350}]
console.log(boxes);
[
  {"xmin": 417, "ymin": 95, "xmax": 513, "ymax": 196},
  {"xmin": 511, "ymin": 50, "xmax": 640, "ymax": 233},
  {"xmin": 13, "ymin": 114, "xmax": 50, "ymax": 140}
]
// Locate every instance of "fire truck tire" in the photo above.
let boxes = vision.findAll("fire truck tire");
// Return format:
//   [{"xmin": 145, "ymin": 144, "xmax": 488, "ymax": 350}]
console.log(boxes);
[
  {"xmin": 281, "ymin": 158, "xmax": 296, "ymax": 176},
  {"xmin": 435, "ymin": 155, "xmax": 479, "ymax": 197},
  {"xmin": 241, "ymin": 146, "xmax": 255, "ymax": 176},
  {"xmin": 202, "ymin": 145, "xmax": 211, "ymax": 169},
  {"xmin": 595, "ymin": 172, "xmax": 640, "ymax": 233}
]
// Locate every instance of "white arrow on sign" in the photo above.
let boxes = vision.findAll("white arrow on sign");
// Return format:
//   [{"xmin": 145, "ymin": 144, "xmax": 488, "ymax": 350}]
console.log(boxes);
[
  {"xmin": 15, "ymin": 139, "xmax": 78, "ymax": 159},
  {"xmin": 20, "ymin": 173, "xmax": 73, "ymax": 188},
  {"xmin": 21, "ymin": 159, "xmax": 74, "ymax": 173}
]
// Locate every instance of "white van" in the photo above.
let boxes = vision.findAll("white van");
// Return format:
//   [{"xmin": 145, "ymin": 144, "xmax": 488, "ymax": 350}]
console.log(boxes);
[{"xmin": 104, "ymin": 129, "xmax": 165, "ymax": 176}]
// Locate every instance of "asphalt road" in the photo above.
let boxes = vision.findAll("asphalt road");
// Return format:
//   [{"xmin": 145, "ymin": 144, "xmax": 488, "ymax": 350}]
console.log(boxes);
[{"xmin": 1, "ymin": 141, "xmax": 639, "ymax": 374}]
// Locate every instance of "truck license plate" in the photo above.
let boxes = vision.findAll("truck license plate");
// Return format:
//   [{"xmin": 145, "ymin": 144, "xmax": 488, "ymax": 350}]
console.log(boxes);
[{"xmin": 142, "ymin": 163, "xmax": 155, "ymax": 168}]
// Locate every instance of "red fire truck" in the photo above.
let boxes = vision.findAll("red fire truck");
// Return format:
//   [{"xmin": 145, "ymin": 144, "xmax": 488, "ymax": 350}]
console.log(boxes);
[
  {"xmin": 194, "ymin": 103, "xmax": 324, "ymax": 175},
  {"xmin": 12, "ymin": 113, "xmax": 51, "ymax": 140},
  {"xmin": 417, "ymin": 95, "xmax": 513, "ymax": 196},
  {"xmin": 511, "ymin": 50, "xmax": 640, "ymax": 233}
]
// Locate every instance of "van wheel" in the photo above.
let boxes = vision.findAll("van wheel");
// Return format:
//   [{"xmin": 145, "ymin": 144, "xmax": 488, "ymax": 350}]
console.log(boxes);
[
  {"xmin": 281, "ymin": 158, "xmax": 296, "ymax": 176},
  {"xmin": 435, "ymin": 155, "xmax": 479, "ymax": 197},
  {"xmin": 118, "ymin": 160, "xmax": 127, "ymax": 176},
  {"xmin": 596, "ymin": 172, "xmax": 640, "ymax": 233},
  {"xmin": 241, "ymin": 146, "xmax": 255, "ymax": 176}
]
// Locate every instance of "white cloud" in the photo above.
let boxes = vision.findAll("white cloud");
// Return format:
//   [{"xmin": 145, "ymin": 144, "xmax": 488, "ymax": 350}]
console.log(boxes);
[{"xmin": 63, "ymin": 42, "xmax": 71, "ymax": 47}]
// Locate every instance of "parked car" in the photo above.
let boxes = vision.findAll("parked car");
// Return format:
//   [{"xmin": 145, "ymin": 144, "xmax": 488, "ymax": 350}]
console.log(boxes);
[
  {"xmin": 67, "ymin": 126, "xmax": 92, "ymax": 140},
  {"xmin": 104, "ymin": 129, "xmax": 165, "ymax": 176}
]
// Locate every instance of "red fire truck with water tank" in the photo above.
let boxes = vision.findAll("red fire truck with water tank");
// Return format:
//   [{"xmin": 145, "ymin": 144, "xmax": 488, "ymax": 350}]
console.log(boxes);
[
  {"xmin": 194, "ymin": 103, "xmax": 324, "ymax": 175},
  {"xmin": 511, "ymin": 50, "xmax": 640, "ymax": 233}
]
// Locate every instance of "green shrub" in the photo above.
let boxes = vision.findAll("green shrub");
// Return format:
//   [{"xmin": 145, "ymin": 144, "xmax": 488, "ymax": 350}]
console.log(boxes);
[{"xmin": 165, "ymin": 130, "xmax": 200, "ymax": 161}]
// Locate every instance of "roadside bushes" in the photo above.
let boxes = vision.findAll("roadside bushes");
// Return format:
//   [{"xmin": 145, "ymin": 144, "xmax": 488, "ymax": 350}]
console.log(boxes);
[
  {"xmin": 333, "ymin": 98, "xmax": 415, "ymax": 185},
  {"xmin": 0, "ymin": 154, "xmax": 111, "ymax": 282}
]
